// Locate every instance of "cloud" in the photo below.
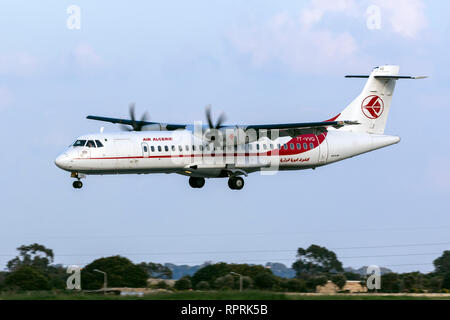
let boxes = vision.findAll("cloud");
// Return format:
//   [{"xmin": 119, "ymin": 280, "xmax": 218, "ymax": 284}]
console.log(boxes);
[
  {"xmin": 228, "ymin": 0, "xmax": 427, "ymax": 73},
  {"xmin": 229, "ymin": 8, "xmax": 362, "ymax": 74},
  {"xmin": 301, "ymin": 0, "xmax": 360, "ymax": 27},
  {"xmin": 0, "ymin": 52, "xmax": 38, "ymax": 76},
  {"xmin": 0, "ymin": 87, "xmax": 14, "ymax": 110},
  {"xmin": 73, "ymin": 43, "xmax": 104, "ymax": 68},
  {"xmin": 373, "ymin": 0, "xmax": 427, "ymax": 38}
]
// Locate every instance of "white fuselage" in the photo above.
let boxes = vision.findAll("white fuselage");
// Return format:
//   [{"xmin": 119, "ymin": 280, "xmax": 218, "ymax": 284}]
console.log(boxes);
[{"xmin": 55, "ymin": 130, "xmax": 400, "ymax": 178}]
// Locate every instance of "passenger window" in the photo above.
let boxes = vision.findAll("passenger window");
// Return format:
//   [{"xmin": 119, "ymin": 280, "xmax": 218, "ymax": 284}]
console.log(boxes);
[
  {"xmin": 199, "ymin": 145, "xmax": 203, "ymax": 151},
  {"xmin": 164, "ymin": 146, "xmax": 169, "ymax": 152},
  {"xmin": 283, "ymin": 144, "xmax": 288, "ymax": 150},
  {"xmin": 143, "ymin": 146, "xmax": 148, "ymax": 152},
  {"xmin": 151, "ymin": 146, "xmax": 155, "ymax": 152},
  {"xmin": 95, "ymin": 140, "xmax": 104, "ymax": 148},
  {"xmin": 185, "ymin": 145, "xmax": 189, "ymax": 151},
  {"xmin": 256, "ymin": 144, "xmax": 260, "ymax": 150},
  {"xmin": 86, "ymin": 140, "xmax": 96, "ymax": 148},
  {"xmin": 171, "ymin": 145, "xmax": 175, "ymax": 151},
  {"xmin": 310, "ymin": 143, "xmax": 314, "ymax": 149},
  {"xmin": 303, "ymin": 143, "xmax": 308, "ymax": 149},
  {"xmin": 263, "ymin": 144, "xmax": 267, "ymax": 150},
  {"xmin": 270, "ymin": 144, "xmax": 274, "ymax": 149},
  {"xmin": 297, "ymin": 143, "xmax": 301, "ymax": 149},
  {"xmin": 290, "ymin": 143, "xmax": 294, "ymax": 150},
  {"xmin": 158, "ymin": 146, "xmax": 162, "ymax": 152},
  {"xmin": 73, "ymin": 140, "xmax": 86, "ymax": 147},
  {"xmin": 178, "ymin": 145, "xmax": 182, "ymax": 152},
  {"xmin": 192, "ymin": 145, "xmax": 196, "ymax": 151}
]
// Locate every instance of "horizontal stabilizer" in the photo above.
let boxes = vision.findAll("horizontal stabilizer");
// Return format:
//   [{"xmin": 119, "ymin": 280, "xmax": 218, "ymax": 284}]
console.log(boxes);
[{"xmin": 345, "ymin": 75, "xmax": 428, "ymax": 80}]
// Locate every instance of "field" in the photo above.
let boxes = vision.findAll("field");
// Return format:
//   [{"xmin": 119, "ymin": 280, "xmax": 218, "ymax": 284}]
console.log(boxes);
[{"xmin": 1, "ymin": 291, "xmax": 450, "ymax": 300}]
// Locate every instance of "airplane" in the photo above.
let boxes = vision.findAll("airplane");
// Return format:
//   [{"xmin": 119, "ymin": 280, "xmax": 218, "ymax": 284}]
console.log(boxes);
[{"xmin": 55, "ymin": 65, "xmax": 426, "ymax": 190}]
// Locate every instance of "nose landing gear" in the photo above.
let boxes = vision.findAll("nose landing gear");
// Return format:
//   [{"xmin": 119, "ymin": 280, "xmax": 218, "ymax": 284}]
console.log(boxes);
[
  {"xmin": 73, "ymin": 180, "xmax": 83, "ymax": 189},
  {"xmin": 71, "ymin": 172, "xmax": 85, "ymax": 189}
]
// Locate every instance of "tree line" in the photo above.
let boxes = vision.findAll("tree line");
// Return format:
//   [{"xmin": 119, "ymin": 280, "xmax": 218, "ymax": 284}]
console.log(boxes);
[{"xmin": 1, "ymin": 243, "xmax": 449, "ymax": 293}]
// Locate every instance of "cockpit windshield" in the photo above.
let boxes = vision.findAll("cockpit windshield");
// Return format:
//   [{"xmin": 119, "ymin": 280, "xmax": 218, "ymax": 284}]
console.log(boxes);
[{"xmin": 73, "ymin": 140, "xmax": 86, "ymax": 147}]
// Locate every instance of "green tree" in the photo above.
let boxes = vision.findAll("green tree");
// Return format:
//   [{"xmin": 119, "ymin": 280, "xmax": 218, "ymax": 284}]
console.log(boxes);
[
  {"xmin": 241, "ymin": 276, "xmax": 253, "ymax": 290},
  {"xmin": 434, "ymin": 251, "xmax": 450, "ymax": 275},
  {"xmin": 428, "ymin": 276, "xmax": 442, "ymax": 292},
  {"xmin": 47, "ymin": 264, "xmax": 68, "ymax": 289},
  {"xmin": 174, "ymin": 276, "xmax": 192, "ymax": 290},
  {"xmin": 196, "ymin": 281, "xmax": 210, "ymax": 290},
  {"xmin": 305, "ymin": 275, "xmax": 328, "ymax": 291},
  {"xmin": 442, "ymin": 272, "xmax": 450, "ymax": 290},
  {"xmin": 401, "ymin": 272, "xmax": 423, "ymax": 292},
  {"xmin": 0, "ymin": 271, "xmax": 7, "ymax": 290},
  {"xmin": 138, "ymin": 262, "xmax": 172, "ymax": 279},
  {"xmin": 4, "ymin": 266, "xmax": 50, "ymax": 290},
  {"xmin": 380, "ymin": 273, "xmax": 401, "ymax": 293},
  {"xmin": 344, "ymin": 272, "xmax": 362, "ymax": 281},
  {"xmin": 191, "ymin": 263, "xmax": 272, "ymax": 288},
  {"xmin": 7, "ymin": 243, "xmax": 54, "ymax": 272},
  {"xmin": 81, "ymin": 256, "xmax": 148, "ymax": 290},
  {"xmin": 281, "ymin": 278, "xmax": 307, "ymax": 292},
  {"xmin": 292, "ymin": 245, "xmax": 343, "ymax": 276},
  {"xmin": 331, "ymin": 274, "xmax": 347, "ymax": 290},
  {"xmin": 214, "ymin": 274, "xmax": 235, "ymax": 290},
  {"xmin": 253, "ymin": 272, "xmax": 277, "ymax": 290}
]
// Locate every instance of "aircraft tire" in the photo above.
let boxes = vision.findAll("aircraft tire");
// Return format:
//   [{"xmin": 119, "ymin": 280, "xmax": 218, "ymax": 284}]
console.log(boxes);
[
  {"xmin": 189, "ymin": 177, "xmax": 205, "ymax": 189},
  {"xmin": 73, "ymin": 181, "xmax": 83, "ymax": 189},
  {"xmin": 228, "ymin": 177, "xmax": 244, "ymax": 190}
]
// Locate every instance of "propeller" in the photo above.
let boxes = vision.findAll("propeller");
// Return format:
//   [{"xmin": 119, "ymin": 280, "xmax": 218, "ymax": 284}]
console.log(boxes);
[
  {"xmin": 205, "ymin": 105, "xmax": 226, "ymax": 130},
  {"xmin": 205, "ymin": 105, "xmax": 226, "ymax": 142},
  {"xmin": 120, "ymin": 103, "xmax": 149, "ymax": 131}
]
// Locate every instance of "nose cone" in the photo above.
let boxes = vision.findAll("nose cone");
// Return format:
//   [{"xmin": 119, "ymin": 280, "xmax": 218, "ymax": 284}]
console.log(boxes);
[{"xmin": 55, "ymin": 153, "xmax": 70, "ymax": 170}]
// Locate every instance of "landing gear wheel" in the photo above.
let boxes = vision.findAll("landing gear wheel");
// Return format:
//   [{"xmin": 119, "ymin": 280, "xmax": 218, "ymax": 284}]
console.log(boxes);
[
  {"xmin": 189, "ymin": 177, "xmax": 205, "ymax": 189},
  {"xmin": 228, "ymin": 177, "xmax": 244, "ymax": 190},
  {"xmin": 73, "ymin": 181, "xmax": 83, "ymax": 189}
]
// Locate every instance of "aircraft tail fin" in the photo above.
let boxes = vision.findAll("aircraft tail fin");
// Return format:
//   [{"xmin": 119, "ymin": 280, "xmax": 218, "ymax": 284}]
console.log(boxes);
[{"xmin": 336, "ymin": 65, "xmax": 426, "ymax": 134}]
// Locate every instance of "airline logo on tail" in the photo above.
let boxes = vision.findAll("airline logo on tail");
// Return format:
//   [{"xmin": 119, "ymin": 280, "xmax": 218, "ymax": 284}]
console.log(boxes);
[{"xmin": 361, "ymin": 95, "xmax": 384, "ymax": 119}]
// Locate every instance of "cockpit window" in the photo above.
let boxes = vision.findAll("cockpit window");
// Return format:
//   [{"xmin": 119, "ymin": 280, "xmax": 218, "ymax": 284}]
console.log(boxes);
[
  {"xmin": 73, "ymin": 140, "xmax": 86, "ymax": 147},
  {"xmin": 86, "ymin": 140, "xmax": 96, "ymax": 148},
  {"xmin": 95, "ymin": 140, "xmax": 104, "ymax": 148}
]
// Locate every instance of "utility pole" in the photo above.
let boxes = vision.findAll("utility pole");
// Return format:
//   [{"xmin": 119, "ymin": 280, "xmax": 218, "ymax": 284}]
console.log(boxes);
[
  {"xmin": 94, "ymin": 269, "xmax": 107, "ymax": 295},
  {"xmin": 230, "ymin": 272, "xmax": 243, "ymax": 292}
]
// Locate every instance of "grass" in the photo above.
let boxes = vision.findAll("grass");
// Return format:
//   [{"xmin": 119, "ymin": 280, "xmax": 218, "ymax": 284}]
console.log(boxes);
[{"xmin": 1, "ymin": 290, "xmax": 450, "ymax": 300}]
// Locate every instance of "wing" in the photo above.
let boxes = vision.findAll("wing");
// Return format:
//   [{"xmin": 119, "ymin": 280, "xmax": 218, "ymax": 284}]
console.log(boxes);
[
  {"xmin": 86, "ymin": 115, "xmax": 187, "ymax": 131},
  {"xmin": 241, "ymin": 120, "xmax": 359, "ymax": 131}
]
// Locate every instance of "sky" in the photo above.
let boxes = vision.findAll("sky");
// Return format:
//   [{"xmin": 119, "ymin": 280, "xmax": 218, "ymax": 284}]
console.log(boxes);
[{"xmin": 1, "ymin": 0, "xmax": 450, "ymax": 275}]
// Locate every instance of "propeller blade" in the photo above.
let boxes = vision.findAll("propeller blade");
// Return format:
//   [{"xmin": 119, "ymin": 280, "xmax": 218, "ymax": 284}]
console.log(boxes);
[
  {"xmin": 215, "ymin": 113, "xmax": 226, "ymax": 129},
  {"xmin": 205, "ymin": 105, "xmax": 214, "ymax": 129},
  {"xmin": 140, "ymin": 111, "xmax": 149, "ymax": 123},
  {"xmin": 129, "ymin": 103, "xmax": 136, "ymax": 122}
]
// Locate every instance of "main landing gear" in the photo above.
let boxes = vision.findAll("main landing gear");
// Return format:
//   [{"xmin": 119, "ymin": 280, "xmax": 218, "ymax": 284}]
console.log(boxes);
[
  {"xmin": 228, "ymin": 176, "xmax": 244, "ymax": 190},
  {"xmin": 188, "ymin": 175, "xmax": 245, "ymax": 190},
  {"xmin": 189, "ymin": 177, "xmax": 205, "ymax": 189}
]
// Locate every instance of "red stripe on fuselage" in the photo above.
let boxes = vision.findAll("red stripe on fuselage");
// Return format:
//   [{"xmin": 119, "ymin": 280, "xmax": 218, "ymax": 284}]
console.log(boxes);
[{"xmin": 76, "ymin": 132, "xmax": 328, "ymax": 160}]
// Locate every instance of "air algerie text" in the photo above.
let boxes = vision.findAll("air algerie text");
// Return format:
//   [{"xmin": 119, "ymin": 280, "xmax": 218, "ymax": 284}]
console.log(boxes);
[
  {"xmin": 143, "ymin": 137, "xmax": 172, "ymax": 141},
  {"xmin": 181, "ymin": 304, "xmax": 215, "ymax": 318}
]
